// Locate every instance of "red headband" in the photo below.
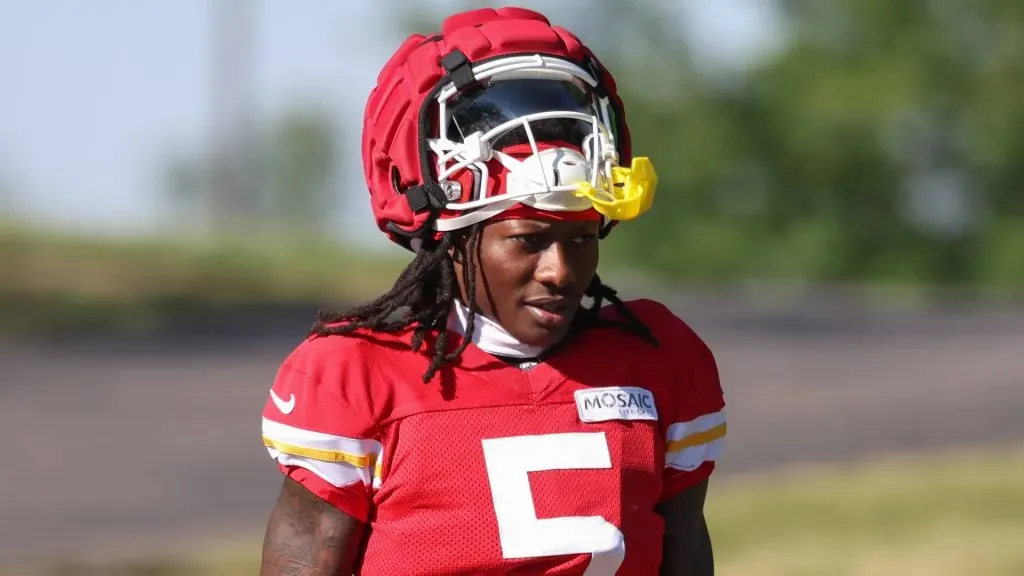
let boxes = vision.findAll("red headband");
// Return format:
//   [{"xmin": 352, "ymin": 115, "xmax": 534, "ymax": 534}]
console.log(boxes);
[{"xmin": 490, "ymin": 204, "xmax": 602, "ymax": 223}]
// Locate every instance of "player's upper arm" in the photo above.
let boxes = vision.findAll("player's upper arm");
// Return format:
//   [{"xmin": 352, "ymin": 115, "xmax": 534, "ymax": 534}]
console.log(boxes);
[
  {"xmin": 657, "ymin": 478, "xmax": 714, "ymax": 576},
  {"xmin": 260, "ymin": 335, "xmax": 383, "ymax": 523},
  {"xmin": 632, "ymin": 299, "xmax": 727, "ymax": 500},
  {"xmin": 260, "ymin": 475, "xmax": 365, "ymax": 576}
]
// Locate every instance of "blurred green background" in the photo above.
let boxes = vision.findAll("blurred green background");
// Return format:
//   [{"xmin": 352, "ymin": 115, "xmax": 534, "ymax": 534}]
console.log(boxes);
[
  {"xmin": 5, "ymin": 0, "xmax": 1022, "ymax": 337},
  {"xmin": 2, "ymin": 1, "xmax": 1022, "ymax": 574}
]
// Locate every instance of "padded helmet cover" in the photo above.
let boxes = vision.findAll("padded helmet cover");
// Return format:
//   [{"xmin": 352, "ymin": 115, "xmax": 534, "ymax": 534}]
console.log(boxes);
[{"xmin": 361, "ymin": 7, "xmax": 632, "ymax": 249}]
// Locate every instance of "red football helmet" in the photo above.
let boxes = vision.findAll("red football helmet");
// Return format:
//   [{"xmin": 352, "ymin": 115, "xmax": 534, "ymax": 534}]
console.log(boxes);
[{"xmin": 361, "ymin": 7, "xmax": 657, "ymax": 250}]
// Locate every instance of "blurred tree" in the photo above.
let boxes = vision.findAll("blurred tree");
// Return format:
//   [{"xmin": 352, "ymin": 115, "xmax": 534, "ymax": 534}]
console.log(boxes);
[
  {"xmin": 612, "ymin": 0, "xmax": 1024, "ymax": 291},
  {"xmin": 264, "ymin": 105, "xmax": 338, "ymax": 236},
  {"xmin": 161, "ymin": 151, "xmax": 208, "ymax": 233},
  {"xmin": 0, "ymin": 178, "xmax": 12, "ymax": 219},
  {"xmin": 0, "ymin": 161, "xmax": 20, "ymax": 221},
  {"xmin": 378, "ymin": 0, "xmax": 1024, "ymax": 293},
  {"xmin": 161, "ymin": 102, "xmax": 341, "ymax": 239}
]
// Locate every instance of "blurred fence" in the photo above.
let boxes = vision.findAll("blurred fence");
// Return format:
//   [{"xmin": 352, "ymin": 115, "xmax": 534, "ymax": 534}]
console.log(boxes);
[{"xmin": 2, "ymin": 289, "xmax": 1024, "ymax": 566}]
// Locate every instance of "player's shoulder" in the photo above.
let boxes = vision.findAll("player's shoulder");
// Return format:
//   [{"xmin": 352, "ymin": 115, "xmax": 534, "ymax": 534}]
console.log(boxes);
[
  {"xmin": 595, "ymin": 297, "xmax": 720, "ymax": 398},
  {"xmin": 598, "ymin": 297, "xmax": 711, "ymax": 357},
  {"xmin": 282, "ymin": 324, "xmax": 414, "ymax": 370},
  {"xmin": 274, "ymin": 325, "xmax": 421, "ymax": 401},
  {"xmin": 265, "ymin": 325, "xmax": 429, "ymax": 435}
]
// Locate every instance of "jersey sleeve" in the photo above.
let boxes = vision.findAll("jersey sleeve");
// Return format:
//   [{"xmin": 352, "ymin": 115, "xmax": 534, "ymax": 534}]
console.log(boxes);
[
  {"xmin": 260, "ymin": 336, "xmax": 382, "ymax": 522},
  {"xmin": 633, "ymin": 300, "xmax": 727, "ymax": 501},
  {"xmin": 661, "ymin": 330, "xmax": 726, "ymax": 500}
]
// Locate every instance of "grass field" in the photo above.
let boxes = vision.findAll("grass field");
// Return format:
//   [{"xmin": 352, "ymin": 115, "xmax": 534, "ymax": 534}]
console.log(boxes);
[
  {"xmin": 7, "ymin": 223, "xmax": 1010, "ymax": 338},
  {"xmin": 6, "ymin": 444, "xmax": 1022, "ymax": 576},
  {"xmin": 707, "ymin": 445, "xmax": 1024, "ymax": 575},
  {"xmin": 0, "ymin": 225, "xmax": 409, "ymax": 336}
]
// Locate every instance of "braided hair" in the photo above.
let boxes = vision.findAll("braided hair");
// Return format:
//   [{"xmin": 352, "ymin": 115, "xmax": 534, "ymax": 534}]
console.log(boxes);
[{"xmin": 310, "ymin": 225, "xmax": 656, "ymax": 383}]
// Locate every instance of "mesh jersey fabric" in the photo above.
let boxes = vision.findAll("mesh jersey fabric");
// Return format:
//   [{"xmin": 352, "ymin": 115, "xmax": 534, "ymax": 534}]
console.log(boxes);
[{"xmin": 260, "ymin": 298, "xmax": 726, "ymax": 575}]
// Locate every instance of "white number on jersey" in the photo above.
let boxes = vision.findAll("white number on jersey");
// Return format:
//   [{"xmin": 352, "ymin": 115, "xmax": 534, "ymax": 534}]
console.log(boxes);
[{"xmin": 481, "ymin": 432, "xmax": 625, "ymax": 575}]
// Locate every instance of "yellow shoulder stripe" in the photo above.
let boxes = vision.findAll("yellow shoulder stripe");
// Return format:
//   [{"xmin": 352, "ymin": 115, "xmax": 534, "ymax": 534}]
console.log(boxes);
[
  {"xmin": 263, "ymin": 436, "xmax": 375, "ymax": 468},
  {"xmin": 666, "ymin": 423, "xmax": 727, "ymax": 453}
]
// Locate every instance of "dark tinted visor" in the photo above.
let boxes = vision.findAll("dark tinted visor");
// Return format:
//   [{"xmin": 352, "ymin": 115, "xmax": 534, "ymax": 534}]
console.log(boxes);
[{"xmin": 447, "ymin": 78, "xmax": 597, "ymax": 150}]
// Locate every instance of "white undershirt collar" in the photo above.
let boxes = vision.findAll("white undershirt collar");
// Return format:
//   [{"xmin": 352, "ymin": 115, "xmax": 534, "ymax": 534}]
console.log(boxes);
[{"xmin": 447, "ymin": 299, "xmax": 546, "ymax": 359}]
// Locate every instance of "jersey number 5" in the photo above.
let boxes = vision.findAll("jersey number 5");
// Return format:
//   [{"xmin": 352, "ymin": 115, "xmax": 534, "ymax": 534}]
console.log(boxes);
[{"xmin": 481, "ymin": 432, "xmax": 625, "ymax": 575}]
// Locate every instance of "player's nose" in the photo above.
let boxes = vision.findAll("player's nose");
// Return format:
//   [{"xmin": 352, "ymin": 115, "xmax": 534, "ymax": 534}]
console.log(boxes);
[{"xmin": 533, "ymin": 242, "xmax": 577, "ymax": 289}]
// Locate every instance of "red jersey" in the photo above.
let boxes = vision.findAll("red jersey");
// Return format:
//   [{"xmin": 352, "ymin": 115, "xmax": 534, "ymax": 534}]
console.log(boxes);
[{"xmin": 260, "ymin": 298, "xmax": 726, "ymax": 575}]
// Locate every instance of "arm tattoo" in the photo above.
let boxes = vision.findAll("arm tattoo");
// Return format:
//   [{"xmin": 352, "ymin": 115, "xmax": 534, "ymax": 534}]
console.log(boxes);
[{"xmin": 260, "ymin": 477, "xmax": 365, "ymax": 576}]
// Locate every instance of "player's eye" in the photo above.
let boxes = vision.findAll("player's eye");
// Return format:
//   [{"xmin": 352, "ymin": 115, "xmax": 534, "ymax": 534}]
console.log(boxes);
[{"xmin": 512, "ymin": 233, "xmax": 547, "ymax": 252}]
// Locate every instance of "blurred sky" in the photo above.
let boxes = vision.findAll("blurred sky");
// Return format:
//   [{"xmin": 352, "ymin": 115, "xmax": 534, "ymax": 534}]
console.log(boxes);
[{"xmin": 0, "ymin": 0, "xmax": 782, "ymax": 245}]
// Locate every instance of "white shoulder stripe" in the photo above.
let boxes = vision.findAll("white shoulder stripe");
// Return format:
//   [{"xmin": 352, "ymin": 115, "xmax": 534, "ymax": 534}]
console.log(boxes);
[
  {"xmin": 665, "ymin": 409, "xmax": 726, "ymax": 472},
  {"xmin": 262, "ymin": 418, "xmax": 382, "ymax": 468},
  {"xmin": 262, "ymin": 418, "xmax": 385, "ymax": 491},
  {"xmin": 268, "ymin": 450, "xmax": 372, "ymax": 489},
  {"xmin": 665, "ymin": 438, "xmax": 723, "ymax": 472},
  {"xmin": 666, "ymin": 410, "xmax": 726, "ymax": 444}
]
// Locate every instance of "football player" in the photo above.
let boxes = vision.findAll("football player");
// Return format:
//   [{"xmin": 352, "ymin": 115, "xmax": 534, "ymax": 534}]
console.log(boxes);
[{"xmin": 258, "ymin": 7, "xmax": 726, "ymax": 575}]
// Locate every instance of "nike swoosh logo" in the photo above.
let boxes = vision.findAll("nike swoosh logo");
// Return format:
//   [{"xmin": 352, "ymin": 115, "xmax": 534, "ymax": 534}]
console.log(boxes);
[{"xmin": 269, "ymin": 389, "xmax": 296, "ymax": 414}]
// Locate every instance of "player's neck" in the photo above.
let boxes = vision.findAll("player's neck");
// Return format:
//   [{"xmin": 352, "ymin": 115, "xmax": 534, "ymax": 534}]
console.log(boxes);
[{"xmin": 447, "ymin": 300, "xmax": 546, "ymax": 359}]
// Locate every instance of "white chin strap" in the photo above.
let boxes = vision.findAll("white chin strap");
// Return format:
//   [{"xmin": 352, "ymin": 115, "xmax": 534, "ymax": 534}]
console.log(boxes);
[{"xmin": 433, "ymin": 146, "xmax": 599, "ymax": 232}]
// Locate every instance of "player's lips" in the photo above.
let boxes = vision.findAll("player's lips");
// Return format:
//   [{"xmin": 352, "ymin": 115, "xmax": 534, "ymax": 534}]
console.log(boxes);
[{"xmin": 523, "ymin": 297, "xmax": 574, "ymax": 329}]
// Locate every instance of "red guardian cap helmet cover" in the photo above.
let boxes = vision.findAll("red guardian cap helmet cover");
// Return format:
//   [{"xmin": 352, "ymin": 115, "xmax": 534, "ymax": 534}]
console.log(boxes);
[{"xmin": 361, "ymin": 7, "xmax": 658, "ymax": 251}]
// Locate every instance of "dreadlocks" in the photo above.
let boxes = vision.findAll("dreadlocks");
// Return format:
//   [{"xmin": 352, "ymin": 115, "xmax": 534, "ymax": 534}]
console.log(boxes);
[
  {"xmin": 310, "ymin": 226, "xmax": 655, "ymax": 383},
  {"xmin": 578, "ymin": 275, "xmax": 659, "ymax": 349},
  {"xmin": 310, "ymin": 224, "xmax": 482, "ymax": 383}
]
